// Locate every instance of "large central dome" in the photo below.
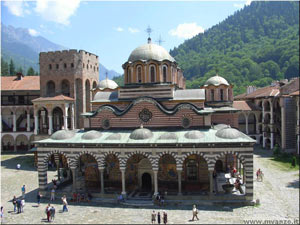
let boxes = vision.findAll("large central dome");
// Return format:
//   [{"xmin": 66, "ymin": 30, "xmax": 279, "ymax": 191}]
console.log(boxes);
[{"xmin": 128, "ymin": 41, "xmax": 175, "ymax": 63}]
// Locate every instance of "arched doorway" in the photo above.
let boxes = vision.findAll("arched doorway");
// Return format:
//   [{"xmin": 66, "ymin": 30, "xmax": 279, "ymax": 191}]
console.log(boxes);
[
  {"xmin": 1, "ymin": 134, "xmax": 14, "ymax": 151},
  {"xmin": 38, "ymin": 107, "xmax": 49, "ymax": 134},
  {"xmin": 142, "ymin": 173, "xmax": 152, "ymax": 190},
  {"xmin": 52, "ymin": 107, "xmax": 64, "ymax": 131}
]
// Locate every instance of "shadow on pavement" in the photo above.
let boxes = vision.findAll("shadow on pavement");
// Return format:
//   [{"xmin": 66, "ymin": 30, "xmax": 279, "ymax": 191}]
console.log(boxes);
[
  {"xmin": 286, "ymin": 179, "xmax": 299, "ymax": 189},
  {"xmin": 1, "ymin": 154, "xmax": 36, "ymax": 172}
]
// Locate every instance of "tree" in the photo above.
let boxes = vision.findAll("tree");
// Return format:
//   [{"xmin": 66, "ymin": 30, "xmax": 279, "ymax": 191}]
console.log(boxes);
[
  {"xmin": 27, "ymin": 67, "xmax": 35, "ymax": 75},
  {"xmin": 1, "ymin": 58, "xmax": 9, "ymax": 76},
  {"xmin": 16, "ymin": 66, "xmax": 23, "ymax": 74},
  {"xmin": 9, "ymin": 59, "xmax": 15, "ymax": 76}
]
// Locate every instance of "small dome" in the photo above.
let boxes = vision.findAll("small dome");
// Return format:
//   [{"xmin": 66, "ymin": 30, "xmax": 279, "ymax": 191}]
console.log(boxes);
[
  {"xmin": 204, "ymin": 74, "xmax": 229, "ymax": 86},
  {"xmin": 215, "ymin": 127, "xmax": 243, "ymax": 139},
  {"xmin": 159, "ymin": 132, "xmax": 178, "ymax": 140},
  {"xmin": 128, "ymin": 42, "xmax": 175, "ymax": 63},
  {"xmin": 51, "ymin": 130, "xmax": 75, "ymax": 140},
  {"xmin": 97, "ymin": 78, "xmax": 118, "ymax": 90},
  {"xmin": 129, "ymin": 126, "xmax": 153, "ymax": 140},
  {"xmin": 184, "ymin": 130, "xmax": 205, "ymax": 139},
  {"xmin": 82, "ymin": 130, "xmax": 102, "ymax": 140},
  {"xmin": 106, "ymin": 133, "xmax": 122, "ymax": 140},
  {"xmin": 213, "ymin": 124, "xmax": 230, "ymax": 130}
]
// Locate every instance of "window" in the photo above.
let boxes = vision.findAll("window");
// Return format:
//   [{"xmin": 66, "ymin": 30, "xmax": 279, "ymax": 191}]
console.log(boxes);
[
  {"xmin": 187, "ymin": 160, "xmax": 198, "ymax": 181},
  {"xmin": 127, "ymin": 68, "xmax": 131, "ymax": 83},
  {"xmin": 211, "ymin": 89, "xmax": 214, "ymax": 101},
  {"xmin": 86, "ymin": 64, "xmax": 88, "ymax": 69},
  {"xmin": 163, "ymin": 66, "xmax": 167, "ymax": 82},
  {"xmin": 46, "ymin": 81, "xmax": 56, "ymax": 97},
  {"xmin": 18, "ymin": 96, "xmax": 25, "ymax": 104},
  {"xmin": 220, "ymin": 89, "xmax": 224, "ymax": 101},
  {"xmin": 64, "ymin": 63, "xmax": 67, "ymax": 69},
  {"xmin": 83, "ymin": 63, "xmax": 85, "ymax": 68},
  {"xmin": 71, "ymin": 63, "xmax": 74, "ymax": 68},
  {"xmin": 56, "ymin": 64, "xmax": 59, "ymax": 69},
  {"xmin": 150, "ymin": 66, "xmax": 155, "ymax": 83},
  {"xmin": 49, "ymin": 64, "xmax": 52, "ymax": 70},
  {"xmin": 137, "ymin": 66, "xmax": 142, "ymax": 83},
  {"xmin": 8, "ymin": 96, "xmax": 15, "ymax": 103},
  {"xmin": 97, "ymin": 67, "xmax": 99, "ymax": 71}
]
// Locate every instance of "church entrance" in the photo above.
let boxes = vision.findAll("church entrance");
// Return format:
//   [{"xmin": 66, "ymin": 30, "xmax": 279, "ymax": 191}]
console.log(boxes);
[{"xmin": 142, "ymin": 173, "xmax": 152, "ymax": 190}]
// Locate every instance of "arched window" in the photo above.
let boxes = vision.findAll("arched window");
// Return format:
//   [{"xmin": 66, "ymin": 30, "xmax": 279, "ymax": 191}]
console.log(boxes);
[
  {"xmin": 61, "ymin": 80, "xmax": 70, "ymax": 96},
  {"xmin": 137, "ymin": 66, "xmax": 142, "ymax": 83},
  {"xmin": 127, "ymin": 68, "xmax": 131, "ymax": 84},
  {"xmin": 49, "ymin": 64, "xmax": 52, "ymax": 70},
  {"xmin": 86, "ymin": 64, "xmax": 89, "ymax": 70},
  {"xmin": 163, "ymin": 66, "xmax": 167, "ymax": 82},
  {"xmin": 46, "ymin": 81, "xmax": 56, "ymax": 97},
  {"xmin": 71, "ymin": 63, "xmax": 74, "ymax": 68},
  {"xmin": 211, "ymin": 89, "xmax": 214, "ymax": 101},
  {"xmin": 220, "ymin": 89, "xmax": 224, "ymax": 101},
  {"xmin": 83, "ymin": 63, "xmax": 85, "ymax": 68},
  {"xmin": 150, "ymin": 65, "xmax": 156, "ymax": 83},
  {"xmin": 56, "ymin": 64, "xmax": 59, "ymax": 69},
  {"xmin": 64, "ymin": 63, "xmax": 67, "ymax": 69}
]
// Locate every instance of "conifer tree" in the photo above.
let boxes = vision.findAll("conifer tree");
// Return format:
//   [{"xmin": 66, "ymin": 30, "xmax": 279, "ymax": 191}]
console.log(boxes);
[
  {"xmin": 1, "ymin": 58, "xmax": 9, "ymax": 76},
  {"xmin": 27, "ymin": 67, "xmax": 35, "ymax": 75},
  {"xmin": 9, "ymin": 59, "xmax": 15, "ymax": 76}
]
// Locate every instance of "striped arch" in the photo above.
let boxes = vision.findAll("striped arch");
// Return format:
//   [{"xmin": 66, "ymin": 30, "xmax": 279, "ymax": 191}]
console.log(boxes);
[
  {"xmin": 154, "ymin": 151, "xmax": 180, "ymax": 169},
  {"xmin": 212, "ymin": 151, "xmax": 246, "ymax": 165},
  {"xmin": 124, "ymin": 151, "xmax": 155, "ymax": 169},
  {"xmin": 43, "ymin": 150, "xmax": 70, "ymax": 167},
  {"xmin": 182, "ymin": 151, "xmax": 211, "ymax": 165},
  {"xmin": 100, "ymin": 151, "xmax": 121, "ymax": 168},
  {"xmin": 72, "ymin": 151, "xmax": 102, "ymax": 169}
]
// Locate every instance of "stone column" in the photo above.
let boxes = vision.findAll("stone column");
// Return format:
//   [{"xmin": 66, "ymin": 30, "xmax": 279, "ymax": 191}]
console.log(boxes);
[
  {"xmin": 71, "ymin": 104, "xmax": 75, "ymax": 130},
  {"xmin": 152, "ymin": 170, "xmax": 158, "ymax": 195},
  {"xmin": 48, "ymin": 115, "xmax": 53, "ymax": 135},
  {"xmin": 0, "ymin": 115, "xmax": 2, "ymax": 132},
  {"xmin": 13, "ymin": 113, "xmax": 16, "ymax": 132},
  {"xmin": 64, "ymin": 116, "xmax": 68, "ymax": 130},
  {"xmin": 245, "ymin": 114, "xmax": 249, "ymax": 134},
  {"xmin": 144, "ymin": 65, "xmax": 147, "ymax": 83},
  {"xmin": 99, "ymin": 168, "xmax": 105, "ymax": 194},
  {"xmin": 121, "ymin": 168, "xmax": 126, "ymax": 196},
  {"xmin": 71, "ymin": 168, "xmax": 76, "ymax": 192},
  {"xmin": 271, "ymin": 132, "xmax": 274, "ymax": 149},
  {"xmin": 26, "ymin": 112, "xmax": 30, "ymax": 132},
  {"xmin": 177, "ymin": 169, "xmax": 182, "ymax": 195},
  {"xmin": 34, "ymin": 115, "xmax": 39, "ymax": 135},
  {"xmin": 209, "ymin": 170, "xmax": 213, "ymax": 195}
]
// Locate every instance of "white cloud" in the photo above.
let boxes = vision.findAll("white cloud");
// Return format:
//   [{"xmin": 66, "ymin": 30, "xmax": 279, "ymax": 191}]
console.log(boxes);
[
  {"xmin": 169, "ymin": 23, "xmax": 204, "ymax": 39},
  {"xmin": 245, "ymin": 0, "xmax": 252, "ymax": 6},
  {"xmin": 234, "ymin": 0, "xmax": 252, "ymax": 8},
  {"xmin": 28, "ymin": 28, "xmax": 39, "ymax": 36},
  {"xmin": 128, "ymin": 27, "xmax": 139, "ymax": 33},
  {"xmin": 3, "ymin": 0, "xmax": 26, "ymax": 17},
  {"xmin": 115, "ymin": 27, "xmax": 124, "ymax": 32},
  {"xmin": 35, "ymin": 0, "xmax": 80, "ymax": 25}
]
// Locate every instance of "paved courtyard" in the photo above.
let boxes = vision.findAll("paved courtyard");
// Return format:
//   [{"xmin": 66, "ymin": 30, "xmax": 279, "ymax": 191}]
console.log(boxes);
[{"xmin": 1, "ymin": 147, "xmax": 299, "ymax": 224}]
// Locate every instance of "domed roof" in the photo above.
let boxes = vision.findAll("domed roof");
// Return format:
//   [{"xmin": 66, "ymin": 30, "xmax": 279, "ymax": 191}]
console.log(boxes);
[
  {"xmin": 204, "ymin": 74, "xmax": 229, "ymax": 87},
  {"xmin": 184, "ymin": 130, "xmax": 205, "ymax": 139},
  {"xmin": 51, "ymin": 130, "xmax": 75, "ymax": 140},
  {"xmin": 213, "ymin": 124, "xmax": 230, "ymax": 130},
  {"xmin": 159, "ymin": 132, "xmax": 178, "ymax": 140},
  {"xmin": 81, "ymin": 130, "xmax": 102, "ymax": 140},
  {"xmin": 106, "ymin": 133, "xmax": 122, "ymax": 140},
  {"xmin": 97, "ymin": 78, "xmax": 118, "ymax": 90},
  {"xmin": 128, "ymin": 41, "xmax": 175, "ymax": 63},
  {"xmin": 215, "ymin": 127, "xmax": 243, "ymax": 139},
  {"xmin": 129, "ymin": 125, "xmax": 153, "ymax": 140}
]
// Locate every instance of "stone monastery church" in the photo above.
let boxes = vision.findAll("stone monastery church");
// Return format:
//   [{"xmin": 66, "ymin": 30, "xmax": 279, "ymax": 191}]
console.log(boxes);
[{"xmin": 30, "ymin": 37, "xmax": 256, "ymax": 204}]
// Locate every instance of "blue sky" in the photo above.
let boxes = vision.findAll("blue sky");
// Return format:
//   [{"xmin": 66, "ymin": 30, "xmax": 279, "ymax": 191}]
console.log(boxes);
[{"xmin": 2, "ymin": 0, "xmax": 251, "ymax": 76}]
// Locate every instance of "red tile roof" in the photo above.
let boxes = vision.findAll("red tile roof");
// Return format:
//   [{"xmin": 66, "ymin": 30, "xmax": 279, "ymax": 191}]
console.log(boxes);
[
  {"xmin": 1, "ymin": 76, "xmax": 40, "ymax": 91},
  {"xmin": 234, "ymin": 85, "xmax": 280, "ymax": 100},
  {"xmin": 233, "ymin": 100, "xmax": 259, "ymax": 111},
  {"xmin": 32, "ymin": 94, "xmax": 74, "ymax": 102}
]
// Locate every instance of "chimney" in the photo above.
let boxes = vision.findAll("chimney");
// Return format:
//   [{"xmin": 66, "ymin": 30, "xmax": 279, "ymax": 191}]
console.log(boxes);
[
  {"xmin": 16, "ymin": 72, "xmax": 24, "ymax": 80},
  {"xmin": 247, "ymin": 86, "xmax": 256, "ymax": 94}
]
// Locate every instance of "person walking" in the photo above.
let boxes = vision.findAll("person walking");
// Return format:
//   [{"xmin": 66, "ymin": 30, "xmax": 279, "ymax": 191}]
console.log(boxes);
[
  {"xmin": 20, "ymin": 199, "xmax": 25, "ymax": 213},
  {"xmin": 45, "ymin": 204, "xmax": 51, "ymax": 222},
  {"xmin": 1, "ymin": 206, "xmax": 4, "ymax": 222},
  {"xmin": 21, "ymin": 185, "xmax": 26, "ymax": 199},
  {"xmin": 157, "ymin": 212, "xmax": 161, "ymax": 224},
  {"xmin": 50, "ymin": 188, "xmax": 55, "ymax": 201},
  {"xmin": 50, "ymin": 206, "xmax": 55, "ymax": 221},
  {"xmin": 16, "ymin": 199, "xmax": 21, "ymax": 214},
  {"xmin": 151, "ymin": 210, "xmax": 156, "ymax": 224},
  {"xmin": 163, "ymin": 211, "xmax": 168, "ymax": 224},
  {"xmin": 61, "ymin": 195, "xmax": 68, "ymax": 212},
  {"xmin": 37, "ymin": 192, "xmax": 42, "ymax": 206},
  {"xmin": 191, "ymin": 205, "xmax": 199, "ymax": 221},
  {"xmin": 12, "ymin": 196, "xmax": 17, "ymax": 213}
]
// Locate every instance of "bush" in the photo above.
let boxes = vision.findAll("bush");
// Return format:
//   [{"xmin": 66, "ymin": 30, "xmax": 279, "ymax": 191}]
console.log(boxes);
[
  {"xmin": 273, "ymin": 144, "xmax": 280, "ymax": 156},
  {"xmin": 291, "ymin": 156, "xmax": 297, "ymax": 167}
]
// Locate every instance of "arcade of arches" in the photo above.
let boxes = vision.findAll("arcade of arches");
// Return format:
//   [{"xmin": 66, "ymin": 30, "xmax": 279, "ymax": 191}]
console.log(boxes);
[{"xmin": 37, "ymin": 149, "xmax": 252, "ymax": 200}]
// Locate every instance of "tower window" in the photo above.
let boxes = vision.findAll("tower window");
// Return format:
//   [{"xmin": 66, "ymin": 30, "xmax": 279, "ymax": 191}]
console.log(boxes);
[
  {"xmin": 49, "ymin": 64, "xmax": 52, "ymax": 70},
  {"xmin": 220, "ymin": 89, "xmax": 224, "ymax": 101},
  {"xmin": 86, "ymin": 64, "xmax": 88, "ymax": 69},
  {"xmin": 56, "ymin": 64, "xmax": 59, "ymax": 69},
  {"xmin": 71, "ymin": 63, "xmax": 74, "ymax": 68},
  {"xmin": 150, "ymin": 66, "xmax": 155, "ymax": 83},
  {"xmin": 211, "ymin": 89, "xmax": 214, "ymax": 101},
  {"xmin": 127, "ymin": 68, "xmax": 131, "ymax": 83},
  {"xmin": 83, "ymin": 63, "xmax": 85, "ymax": 68},
  {"xmin": 64, "ymin": 63, "xmax": 67, "ymax": 68},
  {"xmin": 163, "ymin": 66, "xmax": 167, "ymax": 82},
  {"xmin": 137, "ymin": 66, "xmax": 142, "ymax": 83}
]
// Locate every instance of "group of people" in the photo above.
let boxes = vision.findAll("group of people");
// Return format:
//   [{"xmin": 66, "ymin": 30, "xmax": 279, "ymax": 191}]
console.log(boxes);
[
  {"xmin": 155, "ymin": 194, "xmax": 165, "ymax": 206},
  {"xmin": 151, "ymin": 210, "xmax": 168, "ymax": 224},
  {"xmin": 45, "ymin": 204, "xmax": 56, "ymax": 222},
  {"xmin": 12, "ymin": 195, "xmax": 25, "ymax": 214},
  {"xmin": 72, "ymin": 192, "xmax": 92, "ymax": 203}
]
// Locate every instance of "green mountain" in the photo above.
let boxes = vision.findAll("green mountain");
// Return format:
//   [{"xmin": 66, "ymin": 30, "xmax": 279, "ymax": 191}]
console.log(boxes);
[{"xmin": 170, "ymin": 1, "xmax": 299, "ymax": 95}]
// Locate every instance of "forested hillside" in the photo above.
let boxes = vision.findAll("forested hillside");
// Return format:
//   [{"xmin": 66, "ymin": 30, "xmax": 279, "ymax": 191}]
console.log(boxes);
[{"xmin": 170, "ymin": 1, "xmax": 299, "ymax": 95}]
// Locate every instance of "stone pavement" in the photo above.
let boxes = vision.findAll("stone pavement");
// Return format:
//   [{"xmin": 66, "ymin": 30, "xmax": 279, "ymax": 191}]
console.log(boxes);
[{"xmin": 1, "ymin": 148, "xmax": 299, "ymax": 224}]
